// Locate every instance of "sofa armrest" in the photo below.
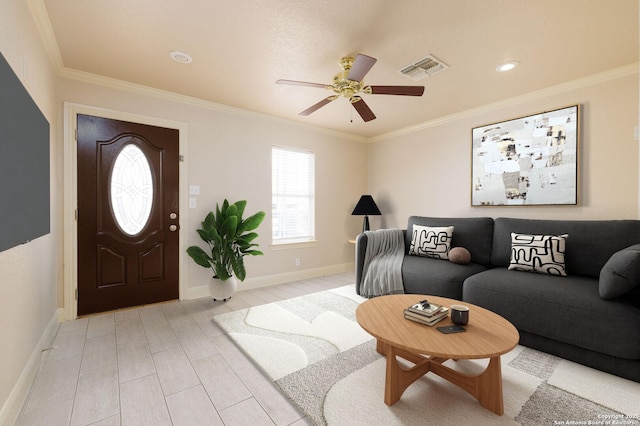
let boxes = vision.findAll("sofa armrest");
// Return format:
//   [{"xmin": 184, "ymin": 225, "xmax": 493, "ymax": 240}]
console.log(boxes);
[
  {"xmin": 354, "ymin": 233, "xmax": 368, "ymax": 295},
  {"xmin": 354, "ymin": 230, "xmax": 408, "ymax": 295}
]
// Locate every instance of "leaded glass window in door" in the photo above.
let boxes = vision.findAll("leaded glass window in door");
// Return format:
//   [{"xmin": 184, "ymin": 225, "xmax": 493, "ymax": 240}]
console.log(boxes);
[{"xmin": 110, "ymin": 143, "xmax": 154, "ymax": 235}]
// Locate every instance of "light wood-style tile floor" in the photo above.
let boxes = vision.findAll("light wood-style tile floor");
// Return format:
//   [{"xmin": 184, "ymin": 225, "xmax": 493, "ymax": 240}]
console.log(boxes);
[{"xmin": 17, "ymin": 272, "xmax": 355, "ymax": 426}]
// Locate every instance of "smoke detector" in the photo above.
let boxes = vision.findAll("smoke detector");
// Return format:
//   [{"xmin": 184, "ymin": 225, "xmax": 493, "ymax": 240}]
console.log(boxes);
[{"xmin": 398, "ymin": 54, "xmax": 447, "ymax": 81}]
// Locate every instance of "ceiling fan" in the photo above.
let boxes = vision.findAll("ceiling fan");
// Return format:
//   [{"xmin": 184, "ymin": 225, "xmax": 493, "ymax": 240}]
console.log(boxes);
[{"xmin": 276, "ymin": 54, "xmax": 425, "ymax": 122}]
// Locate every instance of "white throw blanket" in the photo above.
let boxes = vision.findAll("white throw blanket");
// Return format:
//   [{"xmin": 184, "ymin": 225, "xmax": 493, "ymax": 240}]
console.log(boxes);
[{"xmin": 359, "ymin": 228, "xmax": 405, "ymax": 298}]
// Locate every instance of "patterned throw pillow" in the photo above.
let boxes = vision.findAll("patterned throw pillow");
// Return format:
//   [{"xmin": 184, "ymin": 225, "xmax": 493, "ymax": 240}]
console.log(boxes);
[
  {"xmin": 409, "ymin": 225, "xmax": 454, "ymax": 260},
  {"xmin": 509, "ymin": 233, "xmax": 568, "ymax": 276}
]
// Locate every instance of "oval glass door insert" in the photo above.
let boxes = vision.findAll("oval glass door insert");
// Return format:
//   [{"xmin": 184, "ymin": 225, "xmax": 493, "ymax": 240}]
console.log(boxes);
[{"xmin": 110, "ymin": 144, "xmax": 154, "ymax": 235}]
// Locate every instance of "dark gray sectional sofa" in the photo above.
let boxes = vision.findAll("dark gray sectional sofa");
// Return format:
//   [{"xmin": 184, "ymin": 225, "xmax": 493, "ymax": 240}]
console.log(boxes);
[{"xmin": 355, "ymin": 216, "xmax": 640, "ymax": 382}]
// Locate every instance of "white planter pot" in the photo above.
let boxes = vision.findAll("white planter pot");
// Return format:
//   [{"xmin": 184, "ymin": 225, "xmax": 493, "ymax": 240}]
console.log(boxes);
[{"xmin": 209, "ymin": 275, "xmax": 237, "ymax": 302}]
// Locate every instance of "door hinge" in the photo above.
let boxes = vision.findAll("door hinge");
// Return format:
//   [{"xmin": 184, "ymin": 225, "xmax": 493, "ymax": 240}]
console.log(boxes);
[
  {"xmin": 179, "ymin": 155, "xmax": 184, "ymax": 162},
  {"xmin": 75, "ymin": 129, "xmax": 77, "ymax": 141},
  {"xmin": 75, "ymin": 209, "xmax": 78, "ymax": 221},
  {"xmin": 75, "ymin": 288, "xmax": 78, "ymax": 300}
]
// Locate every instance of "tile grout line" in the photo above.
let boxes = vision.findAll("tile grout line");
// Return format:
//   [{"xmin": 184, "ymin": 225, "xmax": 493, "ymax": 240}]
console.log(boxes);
[{"xmin": 17, "ymin": 273, "xmax": 353, "ymax": 425}]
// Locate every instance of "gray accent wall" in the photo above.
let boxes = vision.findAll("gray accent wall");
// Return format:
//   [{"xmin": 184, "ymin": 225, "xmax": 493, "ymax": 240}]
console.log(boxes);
[{"xmin": 0, "ymin": 51, "xmax": 50, "ymax": 252}]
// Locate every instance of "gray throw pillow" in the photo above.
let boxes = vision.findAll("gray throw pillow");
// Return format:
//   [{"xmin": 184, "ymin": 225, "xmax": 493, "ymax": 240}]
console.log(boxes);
[{"xmin": 599, "ymin": 244, "xmax": 640, "ymax": 300}]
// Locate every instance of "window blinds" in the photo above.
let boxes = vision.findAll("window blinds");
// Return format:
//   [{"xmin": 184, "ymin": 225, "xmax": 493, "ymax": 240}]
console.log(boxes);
[{"xmin": 272, "ymin": 146, "xmax": 315, "ymax": 244}]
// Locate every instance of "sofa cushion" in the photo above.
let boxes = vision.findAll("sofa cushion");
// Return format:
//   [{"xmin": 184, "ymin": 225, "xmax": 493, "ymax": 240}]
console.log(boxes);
[
  {"xmin": 508, "ymin": 233, "xmax": 567, "ymax": 276},
  {"xmin": 463, "ymin": 268, "xmax": 640, "ymax": 360},
  {"xmin": 491, "ymin": 218, "xmax": 640, "ymax": 278},
  {"xmin": 408, "ymin": 225, "xmax": 453, "ymax": 259},
  {"xmin": 406, "ymin": 217, "xmax": 494, "ymax": 267},
  {"xmin": 403, "ymin": 255, "xmax": 487, "ymax": 300},
  {"xmin": 599, "ymin": 244, "xmax": 640, "ymax": 299}
]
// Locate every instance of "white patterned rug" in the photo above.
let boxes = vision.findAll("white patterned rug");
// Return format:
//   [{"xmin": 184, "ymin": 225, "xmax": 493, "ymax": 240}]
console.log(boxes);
[{"xmin": 213, "ymin": 285, "xmax": 640, "ymax": 426}]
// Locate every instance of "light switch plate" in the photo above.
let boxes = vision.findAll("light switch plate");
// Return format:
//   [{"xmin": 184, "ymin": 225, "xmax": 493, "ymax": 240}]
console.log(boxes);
[{"xmin": 189, "ymin": 185, "xmax": 200, "ymax": 195}]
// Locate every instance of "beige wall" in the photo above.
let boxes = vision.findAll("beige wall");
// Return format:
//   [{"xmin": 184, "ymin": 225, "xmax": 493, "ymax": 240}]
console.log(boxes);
[
  {"xmin": 366, "ymin": 71, "xmax": 639, "ymax": 230},
  {"xmin": 0, "ymin": 0, "xmax": 61, "ymax": 421},
  {"xmin": 58, "ymin": 78, "xmax": 369, "ymax": 295},
  {"xmin": 1, "ymin": 0, "xmax": 638, "ymax": 421}
]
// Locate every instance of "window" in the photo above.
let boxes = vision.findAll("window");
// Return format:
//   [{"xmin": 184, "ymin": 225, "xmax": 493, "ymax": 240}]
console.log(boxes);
[
  {"xmin": 110, "ymin": 143, "xmax": 154, "ymax": 236},
  {"xmin": 272, "ymin": 146, "xmax": 315, "ymax": 244}
]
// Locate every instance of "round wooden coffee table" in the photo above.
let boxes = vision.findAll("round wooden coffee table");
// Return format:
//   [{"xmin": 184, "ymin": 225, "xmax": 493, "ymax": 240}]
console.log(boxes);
[{"xmin": 356, "ymin": 294, "xmax": 519, "ymax": 415}]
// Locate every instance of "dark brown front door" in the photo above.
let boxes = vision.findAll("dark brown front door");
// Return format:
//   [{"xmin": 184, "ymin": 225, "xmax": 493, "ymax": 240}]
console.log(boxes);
[{"xmin": 77, "ymin": 114, "xmax": 179, "ymax": 315}]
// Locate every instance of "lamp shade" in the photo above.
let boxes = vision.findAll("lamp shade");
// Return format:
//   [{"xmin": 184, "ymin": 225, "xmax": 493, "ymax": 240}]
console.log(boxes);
[
  {"xmin": 352, "ymin": 195, "xmax": 381, "ymax": 233},
  {"xmin": 351, "ymin": 195, "xmax": 381, "ymax": 216}
]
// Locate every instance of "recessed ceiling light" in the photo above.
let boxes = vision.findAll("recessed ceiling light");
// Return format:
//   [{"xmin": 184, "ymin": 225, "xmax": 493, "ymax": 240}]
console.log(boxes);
[
  {"xmin": 497, "ymin": 61, "xmax": 519, "ymax": 72},
  {"xmin": 169, "ymin": 51, "xmax": 193, "ymax": 64}
]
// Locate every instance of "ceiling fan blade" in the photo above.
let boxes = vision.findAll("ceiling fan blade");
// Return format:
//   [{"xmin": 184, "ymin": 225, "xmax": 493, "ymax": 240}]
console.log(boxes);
[
  {"xmin": 351, "ymin": 97, "xmax": 376, "ymax": 122},
  {"xmin": 347, "ymin": 54, "xmax": 377, "ymax": 81},
  {"xmin": 368, "ymin": 85, "xmax": 425, "ymax": 96},
  {"xmin": 299, "ymin": 96, "xmax": 338, "ymax": 116},
  {"xmin": 276, "ymin": 79, "xmax": 329, "ymax": 89}
]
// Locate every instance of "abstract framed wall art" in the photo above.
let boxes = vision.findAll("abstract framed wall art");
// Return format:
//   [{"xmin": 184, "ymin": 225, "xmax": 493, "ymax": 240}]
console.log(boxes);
[{"xmin": 471, "ymin": 105, "xmax": 579, "ymax": 206}]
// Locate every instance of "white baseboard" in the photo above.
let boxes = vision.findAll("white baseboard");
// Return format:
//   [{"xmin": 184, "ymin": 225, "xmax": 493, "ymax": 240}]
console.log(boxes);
[
  {"xmin": 184, "ymin": 263, "xmax": 354, "ymax": 300},
  {"xmin": 0, "ymin": 308, "xmax": 62, "ymax": 426}
]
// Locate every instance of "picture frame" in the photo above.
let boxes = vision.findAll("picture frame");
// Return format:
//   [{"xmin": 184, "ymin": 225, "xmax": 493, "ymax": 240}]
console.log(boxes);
[{"xmin": 471, "ymin": 105, "xmax": 579, "ymax": 206}]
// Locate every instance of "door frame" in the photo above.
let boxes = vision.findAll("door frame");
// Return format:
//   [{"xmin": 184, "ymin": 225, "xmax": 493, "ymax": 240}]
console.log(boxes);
[{"xmin": 63, "ymin": 103, "xmax": 188, "ymax": 320}]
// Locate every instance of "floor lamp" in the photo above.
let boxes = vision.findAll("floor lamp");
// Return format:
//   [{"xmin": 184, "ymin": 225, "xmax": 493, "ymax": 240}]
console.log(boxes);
[{"xmin": 351, "ymin": 195, "xmax": 381, "ymax": 233}]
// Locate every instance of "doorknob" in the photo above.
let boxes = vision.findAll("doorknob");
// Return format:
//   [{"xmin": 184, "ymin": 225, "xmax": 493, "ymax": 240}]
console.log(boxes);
[
  {"xmin": 169, "ymin": 224, "xmax": 179, "ymax": 232},
  {"xmin": 169, "ymin": 212, "xmax": 177, "ymax": 220}
]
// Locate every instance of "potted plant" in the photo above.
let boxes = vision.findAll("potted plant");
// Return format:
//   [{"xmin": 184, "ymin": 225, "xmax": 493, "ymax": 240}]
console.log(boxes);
[{"xmin": 187, "ymin": 199, "xmax": 266, "ymax": 301}]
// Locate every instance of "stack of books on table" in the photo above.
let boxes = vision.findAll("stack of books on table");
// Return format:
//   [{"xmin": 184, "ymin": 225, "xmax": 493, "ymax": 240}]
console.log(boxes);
[{"xmin": 404, "ymin": 300, "xmax": 449, "ymax": 326}]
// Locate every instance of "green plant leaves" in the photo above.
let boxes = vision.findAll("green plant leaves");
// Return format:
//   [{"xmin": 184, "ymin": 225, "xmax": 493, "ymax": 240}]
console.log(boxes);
[
  {"xmin": 235, "ymin": 200, "xmax": 247, "ymax": 218},
  {"xmin": 186, "ymin": 246, "xmax": 212, "ymax": 269},
  {"xmin": 214, "ymin": 262, "xmax": 232, "ymax": 281},
  {"xmin": 229, "ymin": 250, "xmax": 246, "ymax": 281},
  {"xmin": 186, "ymin": 199, "xmax": 265, "ymax": 282},
  {"xmin": 221, "ymin": 216, "xmax": 238, "ymax": 239},
  {"xmin": 238, "ymin": 211, "xmax": 266, "ymax": 234}
]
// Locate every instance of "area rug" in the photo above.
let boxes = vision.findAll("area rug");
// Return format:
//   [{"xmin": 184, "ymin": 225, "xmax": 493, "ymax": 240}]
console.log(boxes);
[{"xmin": 213, "ymin": 285, "xmax": 640, "ymax": 426}]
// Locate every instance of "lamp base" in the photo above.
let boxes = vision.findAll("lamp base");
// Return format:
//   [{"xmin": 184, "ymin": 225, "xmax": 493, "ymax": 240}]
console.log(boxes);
[{"xmin": 362, "ymin": 215, "xmax": 370, "ymax": 233}]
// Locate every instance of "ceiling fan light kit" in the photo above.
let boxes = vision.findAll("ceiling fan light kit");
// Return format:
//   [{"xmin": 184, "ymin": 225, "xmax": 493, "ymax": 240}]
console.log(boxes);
[{"xmin": 276, "ymin": 54, "xmax": 425, "ymax": 122}]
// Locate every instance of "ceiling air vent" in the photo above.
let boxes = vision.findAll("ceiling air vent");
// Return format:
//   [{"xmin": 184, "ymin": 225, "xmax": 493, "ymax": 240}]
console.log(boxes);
[{"xmin": 398, "ymin": 54, "xmax": 448, "ymax": 81}]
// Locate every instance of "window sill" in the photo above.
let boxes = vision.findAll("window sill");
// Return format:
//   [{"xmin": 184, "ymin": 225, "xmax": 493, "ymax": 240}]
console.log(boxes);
[{"xmin": 270, "ymin": 240, "xmax": 318, "ymax": 251}]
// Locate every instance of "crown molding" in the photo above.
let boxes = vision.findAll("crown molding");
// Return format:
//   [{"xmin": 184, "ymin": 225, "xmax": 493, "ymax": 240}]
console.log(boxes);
[
  {"xmin": 57, "ymin": 66, "xmax": 367, "ymax": 143},
  {"xmin": 29, "ymin": 2, "xmax": 365, "ymax": 142},
  {"xmin": 27, "ymin": 0, "xmax": 637, "ymax": 144},
  {"xmin": 61, "ymin": 62, "xmax": 635, "ymax": 145},
  {"xmin": 27, "ymin": 0, "xmax": 64, "ymax": 72},
  {"xmin": 370, "ymin": 63, "xmax": 639, "ymax": 142}
]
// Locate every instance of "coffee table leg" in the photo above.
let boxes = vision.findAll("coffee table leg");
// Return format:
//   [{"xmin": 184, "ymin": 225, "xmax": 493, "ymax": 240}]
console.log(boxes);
[
  {"xmin": 376, "ymin": 339, "xmax": 388, "ymax": 355},
  {"xmin": 379, "ymin": 344, "xmax": 505, "ymax": 415},
  {"xmin": 475, "ymin": 356, "xmax": 504, "ymax": 415},
  {"xmin": 429, "ymin": 355, "xmax": 505, "ymax": 415},
  {"xmin": 383, "ymin": 345, "xmax": 432, "ymax": 406}
]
